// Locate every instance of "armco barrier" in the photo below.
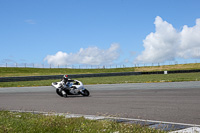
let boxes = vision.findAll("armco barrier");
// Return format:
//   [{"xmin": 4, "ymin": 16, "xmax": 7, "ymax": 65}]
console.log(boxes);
[
  {"xmin": 141, "ymin": 69, "xmax": 200, "ymax": 74},
  {"xmin": 0, "ymin": 72, "xmax": 141, "ymax": 82},
  {"xmin": 1, "ymin": 69, "xmax": 200, "ymax": 82},
  {"xmin": 167, "ymin": 69, "xmax": 200, "ymax": 73}
]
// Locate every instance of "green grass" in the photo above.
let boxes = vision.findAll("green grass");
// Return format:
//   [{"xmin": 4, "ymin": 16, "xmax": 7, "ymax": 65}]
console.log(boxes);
[
  {"xmin": 1, "ymin": 63, "xmax": 200, "ymax": 87},
  {"xmin": 0, "ymin": 67, "xmax": 135, "ymax": 77},
  {"xmin": 134, "ymin": 63, "xmax": 200, "ymax": 72},
  {"xmin": 1, "ymin": 72, "xmax": 200, "ymax": 87},
  {"xmin": 1, "ymin": 63, "xmax": 200, "ymax": 77},
  {"xmin": 0, "ymin": 110, "xmax": 165, "ymax": 133},
  {"xmin": 78, "ymin": 72, "xmax": 200, "ymax": 84}
]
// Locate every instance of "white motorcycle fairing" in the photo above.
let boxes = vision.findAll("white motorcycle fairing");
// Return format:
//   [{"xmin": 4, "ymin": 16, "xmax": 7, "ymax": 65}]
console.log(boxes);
[{"xmin": 52, "ymin": 80, "xmax": 90, "ymax": 97}]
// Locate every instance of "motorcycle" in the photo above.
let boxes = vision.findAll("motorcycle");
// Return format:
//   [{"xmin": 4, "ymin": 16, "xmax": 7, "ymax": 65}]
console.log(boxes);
[{"xmin": 52, "ymin": 79, "xmax": 90, "ymax": 98}]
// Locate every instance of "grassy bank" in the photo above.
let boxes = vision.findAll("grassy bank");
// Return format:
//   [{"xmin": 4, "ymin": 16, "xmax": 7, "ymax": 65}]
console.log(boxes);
[
  {"xmin": 0, "ymin": 67, "xmax": 135, "ymax": 77},
  {"xmin": 1, "ymin": 63, "xmax": 200, "ymax": 77},
  {"xmin": 1, "ymin": 63, "xmax": 200, "ymax": 87},
  {"xmin": 1, "ymin": 72, "xmax": 200, "ymax": 87},
  {"xmin": 0, "ymin": 111, "xmax": 165, "ymax": 133},
  {"xmin": 134, "ymin": 63, "xmax": 200, "ymax": 72}
]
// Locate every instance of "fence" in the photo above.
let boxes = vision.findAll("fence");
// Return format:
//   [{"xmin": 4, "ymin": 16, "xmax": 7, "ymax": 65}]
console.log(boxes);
[{"xmin": 0, "ymin": 60, "xmax": 200, "ymax": 69}]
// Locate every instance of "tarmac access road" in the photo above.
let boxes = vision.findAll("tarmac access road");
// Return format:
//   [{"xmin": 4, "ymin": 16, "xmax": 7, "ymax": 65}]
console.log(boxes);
[{"xmin": 0, "ymin": 81, "xmax": 200, "ymax": 125}]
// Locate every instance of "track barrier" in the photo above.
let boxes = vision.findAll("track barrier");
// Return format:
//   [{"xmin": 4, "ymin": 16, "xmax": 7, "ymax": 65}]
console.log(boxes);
[{"xmin": 1, "ymin": 69, "xmax": 200, "ymax": 82}]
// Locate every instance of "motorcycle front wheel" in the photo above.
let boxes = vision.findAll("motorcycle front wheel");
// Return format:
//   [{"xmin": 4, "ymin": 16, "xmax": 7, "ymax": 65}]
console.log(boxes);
[
  {"xmin": 81, "ymin": 89, "xmax": 90, "ymax": 96},
  {"xmin": 56, "ymin": 89, "xmax": 63, "ymax": 97}
]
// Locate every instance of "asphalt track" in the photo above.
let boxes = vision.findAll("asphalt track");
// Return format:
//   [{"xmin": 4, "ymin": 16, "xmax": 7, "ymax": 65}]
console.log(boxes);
[{"xmin": 0, "ymin": 81, "xmax": 200, "ymax": 125}]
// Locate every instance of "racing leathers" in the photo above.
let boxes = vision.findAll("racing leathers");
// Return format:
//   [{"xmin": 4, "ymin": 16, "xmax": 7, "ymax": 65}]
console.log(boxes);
[{"xmin": 59, "ymin": 79, "xmax": 72, "ymax": 90}]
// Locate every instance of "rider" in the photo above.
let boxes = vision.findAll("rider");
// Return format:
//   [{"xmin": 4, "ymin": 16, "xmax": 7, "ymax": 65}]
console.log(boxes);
[
  {"xmin": 58, "ymin": 75, "xmax": 72, "ymax": 97},
  {"xmin": 60, "ymin": 75, "xmax": 71, "ymax": 89}
]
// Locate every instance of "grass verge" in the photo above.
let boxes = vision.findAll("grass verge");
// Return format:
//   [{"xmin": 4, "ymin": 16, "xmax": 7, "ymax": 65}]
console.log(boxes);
[
  {"xmin": 0, "ymin": 110, "xmax": 165, "ymax": 133},
  {"xmin": 1, "ymin": 72, "xmax": 200, "ymax": 87},
  {"xmin": 1, "ymin": 63, "xmax": 200, "ymax": 77},
  {"xmin": 0, "ymin": 67, "xmax": 135, "ymax": 77}
]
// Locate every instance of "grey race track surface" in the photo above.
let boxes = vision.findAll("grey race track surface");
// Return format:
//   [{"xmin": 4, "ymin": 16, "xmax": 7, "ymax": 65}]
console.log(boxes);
[{"xmin": 0, "ymin": 81, "xmax": 200, "ymax": 125}]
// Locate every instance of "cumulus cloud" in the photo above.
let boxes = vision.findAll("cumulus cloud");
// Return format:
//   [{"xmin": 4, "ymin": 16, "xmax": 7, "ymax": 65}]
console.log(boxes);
[
  {"xmin": 135, "ymin": 16, "xmax": 200, "ymax": 63},
  {"xmin": 178, "ymin": 19, "xmax": 200, "ymax": 58},
  {"xmin": 44, "ymin": 43, "xmax": 120, "ymax": 66}
]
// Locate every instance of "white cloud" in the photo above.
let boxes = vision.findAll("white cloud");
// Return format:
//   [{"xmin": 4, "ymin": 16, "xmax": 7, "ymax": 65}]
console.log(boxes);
[
  {"xmin": 135, "ymin": 16, "xmax": 200, "ymax": 63},
  {"xmin": 178, "ymin": 19, "xmax": 200, "ymax": 58},
  {"xmin": 44, "ymin": 43, "xmax": 120, "ymax": 66}
]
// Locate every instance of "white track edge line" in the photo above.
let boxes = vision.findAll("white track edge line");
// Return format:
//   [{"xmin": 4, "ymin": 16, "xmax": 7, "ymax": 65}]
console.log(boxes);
[{"xmin": 9, "ymin": 110, "xmax": 200, "ymax": 127}]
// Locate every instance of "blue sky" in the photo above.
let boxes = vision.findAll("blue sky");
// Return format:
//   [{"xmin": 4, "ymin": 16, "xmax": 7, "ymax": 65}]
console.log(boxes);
[{"xmin": 0, "ymin": 0, "xmax": 200, "ymax": 68}]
